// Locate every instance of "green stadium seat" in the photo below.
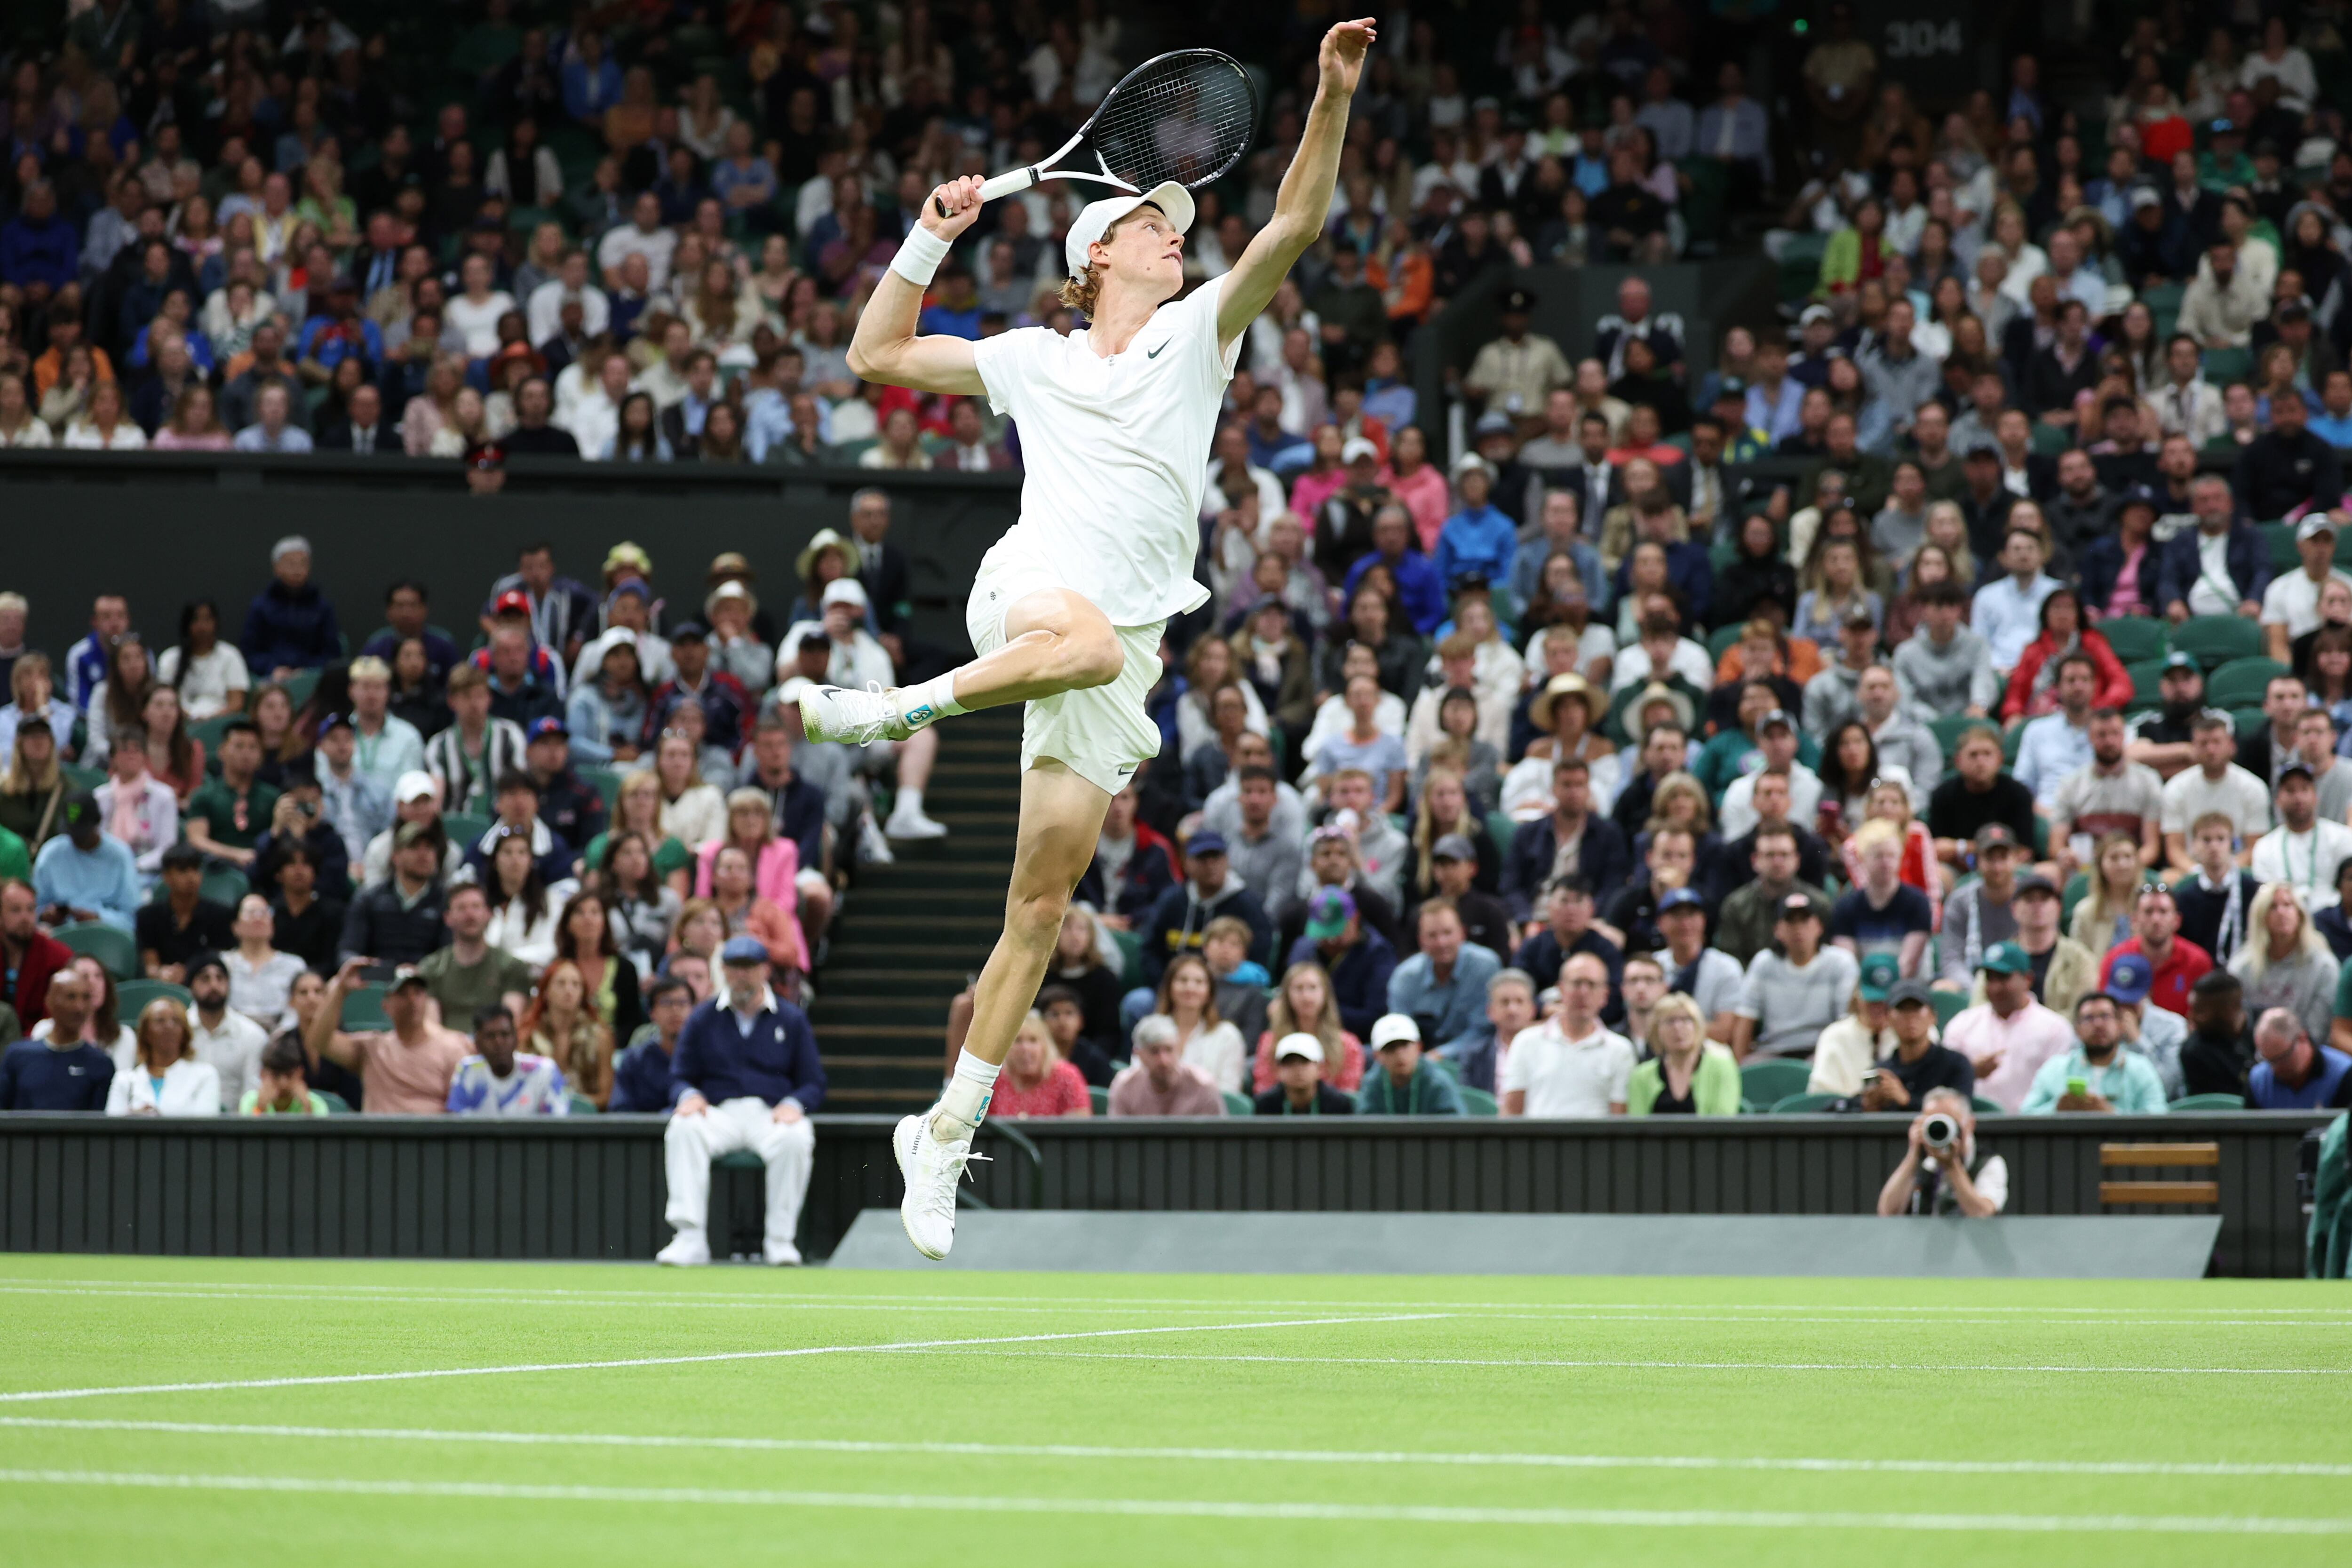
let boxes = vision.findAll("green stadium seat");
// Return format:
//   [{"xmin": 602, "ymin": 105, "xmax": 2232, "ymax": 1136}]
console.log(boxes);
[
  {"xmin": 567, "ymin": 1092, "xmax": 600, "ymax": 1115},
  {"xmin": 1111, "ymin": 926, "xmax": 1142, "ymax": 986},
  {"xmin": 1770, "ymin": 1092, "xmax": 1842, "ymax": 1114},
  {"xmin": 2124, "ymin": 658, "xmax": 2169, "ymax": 707},
  {"xmin": 52, "ymin": 921, "xmax": 136, "ymax": 979},
  {"xmin": 1458, "ymin": 1086, "xmax": 1498, "ymax": 1116},
  {"xmin": 2061, "ymin": 870, "xmax": 2090, "ymax": 930},
  {"xmin": 2260, "ymin": 520, "xmax": 2301, "ymax": 574},
  {"xmin": 190, "ymin": 714, "xmax": 236, "ymax": 754},
  {"xmin": 1088, "ymin": 1085, "xmax": 1109, "ymax": 1115},
  {"xmin": 577, "ymin": 765, "xmax": 622, "ymax": 812},
  {"xmin": 1707, "ymin": 622, "xmax": 1745, "ymax": 660},
  {"xmin": 1929, "ymin": 712, "xmax": 1990, "ymax": 755},
  {"xmin": 443, "ymin": 813, "xmax": 493, "ymax": 852},
  {"xmin": 117, "ymin": 979, "xmax": 192, "ymax": 1015},
  {"xmin": 199, "ymin": 870, "xmax": 249, "ymax": 908},
  {"xmin": 59, "ymin": 764, "xmax": 105, "ymax": 793},
  {"xmin": 2168, "ymin": 615, "xmax": 2263, "ymax": 670},
  {"xmin": 2094, "ymin": 617, "xmax": 2166, "ymax": 664},
  {"xmin": 2200, "ymin": 345, "xmax": 2253, "ymax": 385},
  {"xmin": 2168, "ymin": 1092, "xmax": 2248, "ymax": 1112},
  {"xmin": 2226, "ymin": 705, "xmax": 2267, "ymax": 742},
  {"xmin": 1427, "ymin": 1053, "xmax": 1462, "ymax": 1083},
  {"xmin": 279, "ymin": 669, "xmax": 321, "ymax": 711},
  {"xmin": 1970, "ymin": 1096, "xmax": 2005, "ymax": 1116},
  {"xmin": 715, "ymin": 1150, "xmax": 764, "ymax": 1169},
  {"xmin": 2002, "ymin": 720, "xmax": 2025, "ymax": 765},
  {"xmin": 317, "ymin": 1090, "xmax": 353, "ymax": 1114},
  {"xmin": 1486, "ymin": 810, "xmax": 1517, "ymax": 860},
  {"xmin": 1221, "ymin": 1090, "xmax": 1254, "ymax": 1116},
  {"xmin": 1738, "ymin": 1058, "xmax": 1811, "ymax": 1106},
  {"xmin": 1931, "ymin": 990, "xmax": 1969, "ymax": 1028},
  {"xmin": 341, "ymin": 983, "xmax": 388, "ymax": 1031},
  {"xmin": 2206, "ymin": 656, "xmax": 2290, "ymax": 708}
]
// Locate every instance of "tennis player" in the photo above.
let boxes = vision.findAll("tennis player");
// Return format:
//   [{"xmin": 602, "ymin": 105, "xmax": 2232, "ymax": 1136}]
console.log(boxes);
[{"xmin": 814, "ymin": 18, "xmax": 1375, "ymax": 1257}]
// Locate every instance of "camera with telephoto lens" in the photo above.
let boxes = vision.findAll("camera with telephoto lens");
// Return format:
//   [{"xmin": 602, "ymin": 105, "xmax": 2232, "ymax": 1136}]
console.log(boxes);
[{"xmin": 1921, "ymin": 1112, "xmax": 1961, "ymax": 1154}]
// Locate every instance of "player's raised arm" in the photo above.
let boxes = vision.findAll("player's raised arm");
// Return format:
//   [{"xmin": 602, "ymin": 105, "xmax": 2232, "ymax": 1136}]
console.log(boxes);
[
  {"xmin": 1216, "ymin": 19, "xmax": 1375, "ymax": 351},
  {"xmin": 845, "ymin": 175, "xmax": 990, "ymax": 396}
]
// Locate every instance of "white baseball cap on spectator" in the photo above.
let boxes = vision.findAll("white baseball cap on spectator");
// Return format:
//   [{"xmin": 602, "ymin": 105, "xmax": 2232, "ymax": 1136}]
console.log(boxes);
[
  {"xmin": 1370, "ymin": 1014, "xmax": 1422, "ymax": 1050},
  {"xmin": 1274, "ymin": 1033, "xmax": 1325, "ymax": 1064},
  {"xmin": 820, "ymin": 578, "xmax": 868, "ymax": 611},
  {"xmin": 393, "ymin": 771, "xmax": 438, "ymax": 805},
  {"xmin": 1341, "ymin": 436, "xmax": 1380, "ymax": 465},
  {"xmin": 271, "ymin": 534, "xmax": 311, "ymax": 562}
]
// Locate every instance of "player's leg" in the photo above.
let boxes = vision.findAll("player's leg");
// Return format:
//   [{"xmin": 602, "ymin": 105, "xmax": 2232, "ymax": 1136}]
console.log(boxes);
[
  {"xmin": 800, "ymin": 588, "xmax": 1123, "ymax": 745},
  {"xmin": 895, "ymin": 757, "xmax": 1111, "ymax": 1258}
]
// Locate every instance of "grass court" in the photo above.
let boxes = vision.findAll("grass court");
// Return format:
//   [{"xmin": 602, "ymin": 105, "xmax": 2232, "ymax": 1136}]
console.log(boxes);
[{"xmin": 1, "ymin": 1254, "xmax": 2348, "ymax": 1565}]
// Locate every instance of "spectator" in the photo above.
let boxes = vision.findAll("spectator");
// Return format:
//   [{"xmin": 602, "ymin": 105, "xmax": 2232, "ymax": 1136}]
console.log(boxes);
[
  {"xmin": 1977, "ymin": 873, "xmax": 2101, "ymax": 1019},
  {"xmin": 1732, "ymin": 893, "xmax": 1860, "ymax": 1060},
  {"xmin": 0, "ymin": 879, "xmax": 73, "ymax": 1028},
  {"xmin": 1461, "ymin": 287, "xmax": 1569, "ymax": 425},
  {"xmin": 2158, "ymin": 476, "xmax": 2269, "ymax": 622},
  {"xmin": 1501, "ymin": 952, "xmax": 1634, "ymax": 1116},
  {"xmin": 1433, "ymin": 966, "xmax": 1538, "ymax": 1094},
  {"xmin": 1145, "ymin": 952, "xmax": 1246, "ymax": 1098},
  {"xmin": 610, "ymin": 976, "xmax": 696, "ymax": 1113},
  {"xmin": 1971, "ymin": 527, "xmax": 2063, "ymax": 672},
  {"xmin": 2228, "ymin": 883, "xmax": 2337, "ymax": 1049},
  {"xmin": 1387, "ymin": 899, "xmax": 1503, "ymax": 1052},
  {"xmin": 2159, "ymin": 713, "xmax": 2271, "ymax": 870},
  {"xmin": 1108, "ymin": 1014, "xmax": 1226, "ymax": 1117},
  {"xmin": 241, "ymin": 536, "xmax": 342, "ymax": 679},
  {"xmin": 1626, "ymin": 992, "xmax": 1740, "ymax": 1115},
  {"xmin": 2246, "ymin": 1005, "xmax": 2352, "ymax": 1109},
  {"xmin": 2049, "ymin": 710, "xmax": 2165, "ymax": 877},
  {"xmin": 2263, "ymin": 517, "xmax": 2352, "ymax": 662},
  {"xmin": 985, "ymin": 1011, "xmax": 1090, "ymax": 1120},
  {"xmin": 425, "ymin": 665, "xmax": 530, "ymax": 815},
  {"xmin": 658, "ymin": 937, "xmax": 823, "ymax": 1266},
  {"xmin": 178, "ymin": 950, "xmax": 268, "ymax": 1113},
  {"xmin": 104, "ymin": 996, "xmax": 221, "ymax": 1117},
  {"xmin": 2010, "ymin": 656, "xmax": 2101, "ymax": 811},
  {"xmin": 2178, "ymin": 241, "xmax": 2267, "ymax": 349},
  {"xmin": 1254, "ymin": 1032, "xmax": 1354, "ymax": 1116},
  {"xmin": 1828, "ymin": 819, "xmax": 1933, "ymax": 978},
  {"xmin": 1289, "ymin": 886, "xmax": 1398, "ymax": 1042},
  {"xmin": 2173, "ymin": 968, "xmax": 2249, "ymax": 1105},
  {"xmin": 1877, "ymin": 1089, "xmax": 2007, "ymax": 1216},
  {"xmin": 267, "ymin": 843, "xmax": 343, "ymax": 977},
  {"xmin": 1136, "ymin": 833, "xmax": 1272, "ymax": 989},
  {"xmin": 0, "ymin": 966, "xmax": 113, "ymax": 1110},
  {"xmin": 1926, "ymin": 727, "xmax": 2038, "ymax": 876},
  {"xmin": 339, "ymin": 822, "xmax": 452, "ymax": 968},
  {"xmin": 415, "ymin": 879, "xmax": 535, "ymax": 1032},
  {"xmin": 31, "ymin": 791, "xmax": 141, "ymax": 933},
  {"xmin": 1714, "ymin": 825, "xmax": 1834, "ymax": 970},
  {"xmin": 1936, "ymin": 827, "xmax": 2022, "ymax": 989},
  {"xmin": 2018, "ymin": 991, "xmax": 2171, "ymax": 1114},
  {"xmin": 1355, "ymin": 1012, "xmax": 1464, "ymax": 1115},
  {"xmin": 1946, "ymin": 939, "xmax": 2080, "ymax": 1110},
  {"xmin": 1502, "ymin": 757, "xmax": 1629, "ymax": 919},
  {"xmin": 234, "ymin": 1034, "xmax": 330, "ymax": 1116}
]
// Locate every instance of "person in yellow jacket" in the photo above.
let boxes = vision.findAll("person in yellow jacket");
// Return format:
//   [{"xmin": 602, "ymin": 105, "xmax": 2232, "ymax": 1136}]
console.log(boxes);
[{"xmin": 1626, "ymin": 993, "xmax": 1744, "ymax": 1115}]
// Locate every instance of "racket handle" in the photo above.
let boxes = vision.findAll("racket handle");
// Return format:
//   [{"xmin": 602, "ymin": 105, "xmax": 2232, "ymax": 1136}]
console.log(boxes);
[{"xmin": 934, "ymin": 167, "xmax": 1040, "ymax": 217}]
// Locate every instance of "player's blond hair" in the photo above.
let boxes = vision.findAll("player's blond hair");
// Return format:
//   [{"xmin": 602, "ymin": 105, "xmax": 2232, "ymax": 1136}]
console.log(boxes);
[{"xmin": 1057, "ymin": 205, "xmax": 1162, "ymax": 317}]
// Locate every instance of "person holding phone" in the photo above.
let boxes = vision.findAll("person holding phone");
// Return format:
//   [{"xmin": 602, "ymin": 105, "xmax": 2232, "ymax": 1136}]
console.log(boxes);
[{"xmin": 2019, "ymin": 991, "xmax": 2172, "ymax": 1114}]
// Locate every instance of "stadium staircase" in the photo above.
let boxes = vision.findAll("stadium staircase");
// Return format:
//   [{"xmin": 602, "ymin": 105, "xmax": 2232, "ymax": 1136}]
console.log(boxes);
[{"xmin": 805, "ymin": 707, "xmax": 1025, "ymax": 1113}]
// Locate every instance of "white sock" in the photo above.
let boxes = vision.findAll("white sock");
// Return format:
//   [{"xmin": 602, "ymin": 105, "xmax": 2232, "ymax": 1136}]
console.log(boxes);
[
  {"xmin": 932, "ymin": 1051, "xmax": 1000, "ymax": 1140},
  {"xmin": 894, "ymin": 787, "xmax": 926, "ymax": 819},
  {"xmin": 896, "ymin": 673, "xmax": 966, "ymax": 730}
]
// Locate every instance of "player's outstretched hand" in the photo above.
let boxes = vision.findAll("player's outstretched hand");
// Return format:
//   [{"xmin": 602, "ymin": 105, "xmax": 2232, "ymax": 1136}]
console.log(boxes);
[
  {"xmin": 1320, "ymin": 18, "xmax": 1377, "ymax": 96},
  {"xmin": 924, "ymin": 175, "xmax": 985, "ymax": 239}
]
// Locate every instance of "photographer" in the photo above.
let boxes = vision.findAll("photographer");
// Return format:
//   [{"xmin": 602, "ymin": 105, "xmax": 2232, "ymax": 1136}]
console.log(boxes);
[{"xmin": 1876, "ymin": 1088, "xmax": 2008, "ymax": 1217}]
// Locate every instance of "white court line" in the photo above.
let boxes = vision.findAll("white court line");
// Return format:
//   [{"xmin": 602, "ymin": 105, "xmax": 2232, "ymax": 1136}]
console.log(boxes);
[
  {"xmin": 4, "ymin": 1470, "xmax": 2347, "ymax": 1535},
  {"xmin": 931, "ymin": 1348, "xmax": 2352, "ymax": 1377},
  {"xmin": 0, "ymin": 1288, "xmax": 2324, "ymax": 1331},
  {"xmin": 6, "ymin": 1278, "xmax": 2348, "ymax": 1321},
  {"xmin": 4, "ymin": 1417, "xmax": 2345, "ymax": 1479},
  {"xmin": 0, "ymin": 1313, "xmax": 1447, "ymax": 1406}
]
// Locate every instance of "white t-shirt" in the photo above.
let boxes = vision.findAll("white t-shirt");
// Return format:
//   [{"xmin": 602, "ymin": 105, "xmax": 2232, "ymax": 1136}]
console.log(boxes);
[
  {"xmin": 2159, "ymin": 763, "xmax": 2273, "ymax": 838},
  {"xmin": 155, "ymin": 643, "xmax": 254, "ymax": 719},
  {"xmin": 1500, "ymin": 1018, "xmax": 1635, "ymax": 1116},
  {"xmin": 970, "ymin": 273, "xmax": 1240, "ymax": 626},
  {"xmin": 2250, "ymin": 819, "xmax": 2352, "ymax": 909},
  {"xmin": 444, "ymin": 290, "xmax": 517, "ymax": 359},
  {"xmin": 2186, "ymin": 530, "xmax": 2239, "ymax": 617},
  {"xmin": 2260, "ymin": 566, "xmax": 2352, "ymax": 638}
]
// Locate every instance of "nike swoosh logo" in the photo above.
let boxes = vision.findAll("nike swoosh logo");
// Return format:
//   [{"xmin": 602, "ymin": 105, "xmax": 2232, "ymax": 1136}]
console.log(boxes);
[{"xmin": 1147, "ymin": 343, "xmax": 1167, "ymax": 358}]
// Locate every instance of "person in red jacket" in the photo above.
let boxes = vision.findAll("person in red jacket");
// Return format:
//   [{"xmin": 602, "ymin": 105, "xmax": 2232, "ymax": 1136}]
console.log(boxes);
[
  {"xmin": 1, "ymin": 878, "xmax": 75, "ymax": 1030},
  {"xmin": 1999, "ymin": 587, "xmax": 2133, "ymax": 721}
]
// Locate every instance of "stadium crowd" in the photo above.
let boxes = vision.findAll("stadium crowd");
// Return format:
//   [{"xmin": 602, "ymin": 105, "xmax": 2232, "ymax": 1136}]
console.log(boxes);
[{"xmin": 1, "ymin": 0, "xmax": 2350, "ymax": 1232}]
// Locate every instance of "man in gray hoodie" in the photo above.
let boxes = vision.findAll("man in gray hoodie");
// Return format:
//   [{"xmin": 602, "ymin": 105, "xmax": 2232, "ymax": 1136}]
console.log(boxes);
[{"xmin": 1891, "ymin": 580, "xmax": 1999, "ymax": 719}]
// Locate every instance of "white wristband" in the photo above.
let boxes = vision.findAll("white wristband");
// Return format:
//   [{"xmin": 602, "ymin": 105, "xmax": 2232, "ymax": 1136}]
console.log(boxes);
[{"xmin": 890, "ymin": 225, "xmax": 951, "ymax": 287}]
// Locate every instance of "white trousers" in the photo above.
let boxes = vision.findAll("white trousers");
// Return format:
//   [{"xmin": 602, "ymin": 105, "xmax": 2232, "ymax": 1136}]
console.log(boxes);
[{"xmin": 663, "ymin": 1098, "xmax": 816, "ymax": 1253}]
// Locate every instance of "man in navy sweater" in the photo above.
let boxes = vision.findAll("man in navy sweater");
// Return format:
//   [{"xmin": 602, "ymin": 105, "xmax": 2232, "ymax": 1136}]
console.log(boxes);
[
  {"xmin": 658, "ymin": 936, "xmax": 826, "ymax": 1266},
  {"xmin": 0, "ymin": 966, "xmax": 111, "ymax": 1110}
]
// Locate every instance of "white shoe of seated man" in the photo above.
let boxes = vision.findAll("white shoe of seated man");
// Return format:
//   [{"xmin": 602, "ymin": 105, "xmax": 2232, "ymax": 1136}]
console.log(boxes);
[{"xmin": 660, "ymin": 1096, "xmax": 817, "ymax": 1265}]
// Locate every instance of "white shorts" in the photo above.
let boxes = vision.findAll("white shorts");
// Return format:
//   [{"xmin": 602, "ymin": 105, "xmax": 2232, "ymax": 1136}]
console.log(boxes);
[{"xmin": 966, "ymin": 540, "xmax": 1166, "ymax": 797}]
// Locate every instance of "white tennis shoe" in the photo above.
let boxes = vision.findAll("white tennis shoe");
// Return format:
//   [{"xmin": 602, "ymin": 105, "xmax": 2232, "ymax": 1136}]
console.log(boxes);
[
  {"xmin": 894, "ymin": 1113, "xmax": 978, "ymax": 1259},
  {"xmin": 886, "ymin": 804, "xmax": 949, "ymax": 840},
  {"xmin": 655, "ymin": 1231, "xmax": 710, "ymax": 1266},
  {"xmin": 801, "ymin": 681, "xmax": 911, "ymax": 745}
]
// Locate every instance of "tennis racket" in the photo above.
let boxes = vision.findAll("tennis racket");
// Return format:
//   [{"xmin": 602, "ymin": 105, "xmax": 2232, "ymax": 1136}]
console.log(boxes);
[{"xmin": 934, "ymin": 48, "xmax": 1259, "ymax": 216}]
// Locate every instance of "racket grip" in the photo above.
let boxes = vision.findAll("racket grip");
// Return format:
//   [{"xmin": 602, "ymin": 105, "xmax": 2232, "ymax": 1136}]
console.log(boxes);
[{"xmin": 935, "ymin": 168, "xmax": 1036, "ymax": 217}]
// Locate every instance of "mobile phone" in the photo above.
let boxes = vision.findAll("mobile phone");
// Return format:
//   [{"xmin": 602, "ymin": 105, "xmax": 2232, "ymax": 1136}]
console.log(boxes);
[
  {"xmin": 2066, "ymin": 1075, "xmax": 2089, "ymax": 1098},
  {"xmin": 358, "ymin": 963, "xmax": 400, "ymax": 985}
]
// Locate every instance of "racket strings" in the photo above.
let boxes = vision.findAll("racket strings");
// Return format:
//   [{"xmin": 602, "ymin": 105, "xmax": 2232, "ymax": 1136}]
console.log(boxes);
[{"xmin": 1087, "ymin": 51, "xmax": 1255, "ymax": 190}]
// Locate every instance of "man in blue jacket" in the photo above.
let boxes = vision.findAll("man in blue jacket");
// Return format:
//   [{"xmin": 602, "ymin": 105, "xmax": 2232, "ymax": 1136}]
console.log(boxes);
[
  {"xmin": 243, "ymin": 535, "xmax": 345, "ymax": 680},
  {"xmin": 2156, "ymin": 474, "xmax": 2273, "ymax": 621},
  {"xmin": 658, "ymin": 936, "xmax": 826, "ymax": 1266},
  {"xmin": 1341, "ymin": 506, "xmax": 1447, "ymax": 634}
]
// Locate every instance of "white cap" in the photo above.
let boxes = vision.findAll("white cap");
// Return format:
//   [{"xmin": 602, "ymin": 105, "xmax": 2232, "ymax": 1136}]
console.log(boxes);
[
  {"xmin": 1370, "ymin": 1013, "xmax": 1422, "ymax": 1049},
  {"xmin": 1341, "ymin": 436, "xmax": 1381, "ymax": 464},
  {"xmin": 820, "ymin": 577, "xmax": 868, "ymax": 610},
  {"xmin": 1273, "ymin": 1032, "xmax": 1325, "ymax": 1064},
  {"xmin": 1064, "ymin": 180, "xmax": 1195, "ymax": 277},
  {"xmin": 393, "ymin": 770, "xmax": 437, "ymax": 805}
]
